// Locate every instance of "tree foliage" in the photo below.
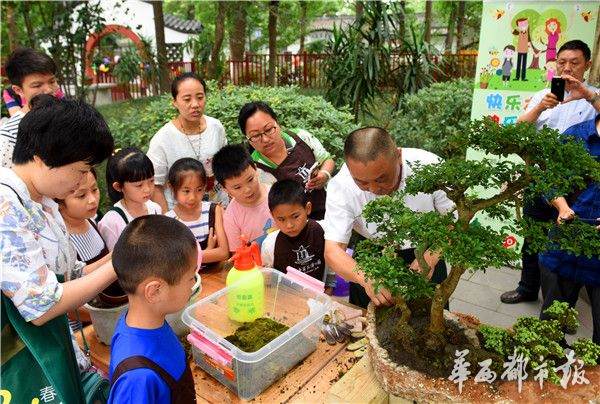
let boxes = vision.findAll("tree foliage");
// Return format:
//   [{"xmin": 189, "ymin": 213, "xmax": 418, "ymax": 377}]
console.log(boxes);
[{"xmin": 355, "ymin": 118, "xmax": 600, "ymax": 338}]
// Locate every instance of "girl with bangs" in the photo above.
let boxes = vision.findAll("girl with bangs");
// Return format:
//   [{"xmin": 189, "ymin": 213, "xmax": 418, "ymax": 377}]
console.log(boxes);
[{"xmin": 98, "ymin": 147, "xmax": 162, "ymax": 250}]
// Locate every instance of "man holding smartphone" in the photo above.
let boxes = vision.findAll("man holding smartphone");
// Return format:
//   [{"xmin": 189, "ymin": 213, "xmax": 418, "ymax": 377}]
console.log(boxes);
[{"xmin": 501, "ymin": 39, "xmax": 600, "ymax": 305}]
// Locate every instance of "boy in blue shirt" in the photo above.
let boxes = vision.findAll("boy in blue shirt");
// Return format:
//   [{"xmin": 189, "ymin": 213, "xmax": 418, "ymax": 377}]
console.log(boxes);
[{"xmin": 108, "ymin": 215, "xmax": 199, "ymax": 403}]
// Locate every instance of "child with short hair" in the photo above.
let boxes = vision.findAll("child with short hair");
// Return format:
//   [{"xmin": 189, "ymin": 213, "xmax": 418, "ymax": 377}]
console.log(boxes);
[
  {"xmin": 166, "ymin": 158, "xmax": 229, "ymax": 268},
  {"xmin": 1, "ymin": 47, "xmax": 62, "ymax": 168},
  {"xmin": 108, "ymin": 215, "xmax": 199, "ymax": 404},
  {"xmin": 98, "ymin": 147, "xmax": 162, "ymax": 250},
  {"xmin": 261, "ymin": 179, "xmax": 335, "ymax": 293},
  {"xmin": 213, "ymin": 144, "xmax": 275, "ymax": 252}
]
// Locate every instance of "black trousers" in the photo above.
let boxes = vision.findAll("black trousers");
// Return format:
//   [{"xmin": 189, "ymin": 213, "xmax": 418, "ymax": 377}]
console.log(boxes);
[
  {"xmin": 540, "ymin": 266, "xmax": 600, "ymax": 344},
  {"xmin": 515, "ymin": 52, "xmax": 528, "ymax": 80},
  {"xmin": 516, "ymin": 196, "xmax": 557, "ymax": 298},
  {"xmin": 349, "ymin": 248, "xmax": 448, "ymax": 309}
]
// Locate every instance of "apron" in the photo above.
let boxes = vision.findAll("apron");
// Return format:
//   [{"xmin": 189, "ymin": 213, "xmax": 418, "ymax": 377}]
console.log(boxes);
[{"xmin": 254, "ymin": 131, "xmax": 326, "ymax": 220}]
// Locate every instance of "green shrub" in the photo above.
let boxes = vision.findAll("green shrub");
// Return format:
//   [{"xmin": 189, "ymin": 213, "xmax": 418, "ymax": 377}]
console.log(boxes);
[
  {"xmin": 387, "ymin": 79, "xmax": 473, "ymax": 158},
  {"xmin": 105, "ymin": 83, "xmax": 357, "ymax": 162}
]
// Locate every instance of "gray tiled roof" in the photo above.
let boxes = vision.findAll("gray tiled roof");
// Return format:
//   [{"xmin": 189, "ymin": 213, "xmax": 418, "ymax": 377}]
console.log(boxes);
[{"xmin": 164, "ymin": 13, "xmax": 203, "ymax": 34}]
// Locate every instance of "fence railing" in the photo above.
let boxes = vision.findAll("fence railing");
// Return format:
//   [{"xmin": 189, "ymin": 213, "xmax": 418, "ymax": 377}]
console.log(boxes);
[{"xmin": 88, "ymin": 52, "xmax": 478, "ymax": 101}]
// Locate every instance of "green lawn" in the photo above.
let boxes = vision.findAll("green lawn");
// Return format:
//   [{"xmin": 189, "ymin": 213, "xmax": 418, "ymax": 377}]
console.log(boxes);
[{"xmin": 477, "ymin": 68, "xmax": 547, "ymax": 92}]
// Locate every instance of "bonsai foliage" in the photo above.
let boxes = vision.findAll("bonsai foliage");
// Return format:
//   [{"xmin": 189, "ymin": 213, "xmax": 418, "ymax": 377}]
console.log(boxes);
[
  {"xmin": 479, "ymin": 302, "xmax": 600, "ymax": 383},
  {"xmin": 356, "ymin": 118, "xmax": 600, "ymax": 345}
]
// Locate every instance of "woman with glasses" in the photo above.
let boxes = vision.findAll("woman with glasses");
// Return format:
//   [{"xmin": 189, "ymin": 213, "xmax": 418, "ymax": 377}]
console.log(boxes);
[
  {"xmin": 237, "ymin": 101, "xmax": 335, "ymax": 220},
  {"xmin": 147, "ymin": 73, "xmax": 228, "ymax": 212}
]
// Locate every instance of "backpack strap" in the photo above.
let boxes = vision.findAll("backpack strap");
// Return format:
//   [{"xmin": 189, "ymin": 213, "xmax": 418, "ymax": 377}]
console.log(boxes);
[
  {"xmin": 111, "ymin": 355, "xmax": 177, "ymax": 391},
  {"xmin": 109, "ymin": 206, "xmax": 129, "ymax": 225}
]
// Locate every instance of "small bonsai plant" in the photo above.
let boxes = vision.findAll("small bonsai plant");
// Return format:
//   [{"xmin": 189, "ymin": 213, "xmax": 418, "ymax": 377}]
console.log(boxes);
[
  {"xmin": 356, "ymin": 118, "xmax": 600, "ymax": 375},
  {"xmin": 478, "ymin": 66, "xmax": 493, "ymax": 88}
]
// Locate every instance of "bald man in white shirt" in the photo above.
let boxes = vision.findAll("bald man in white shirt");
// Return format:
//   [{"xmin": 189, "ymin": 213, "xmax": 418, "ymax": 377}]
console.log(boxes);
[{"xmin": 323, "ymin": 127, "xmax": 455, "ymax": 308}]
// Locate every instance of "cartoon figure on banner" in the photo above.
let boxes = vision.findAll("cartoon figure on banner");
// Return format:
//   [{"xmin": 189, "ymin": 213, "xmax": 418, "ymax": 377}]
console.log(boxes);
[
  {"xmin": 512, "ymin": 17, "xmax": 531, "ymax": 81},
  {"xmin": 501, "ymin": 45, "xmax": 515, "ymax": 86},
  {"xmin": 543, "ymin": 18, "xmax": 561, "ymax": 60},
  {"xmin": 544, "ymin": 59, "xmax": 557, "ymax": 87}
]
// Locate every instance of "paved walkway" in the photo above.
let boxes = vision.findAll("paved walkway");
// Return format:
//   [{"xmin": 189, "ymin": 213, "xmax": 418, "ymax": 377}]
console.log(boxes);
[{"xmin": 450, "ymin": 266, "xmax": 593, "ymax": 341}]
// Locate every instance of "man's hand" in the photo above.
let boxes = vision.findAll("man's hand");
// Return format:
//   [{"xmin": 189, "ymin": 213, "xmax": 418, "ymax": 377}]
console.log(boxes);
[
  {"xmin": 363, "ymin": 280, "xmax": 394, "ymax": 306},
  {"xmin": 557, "ymin": 206, "xmax": 575, "ymax": 224},
  {"xmin": 562, "ymin": 74, "xmax": 595, "ymax": 103},
  {"xmin": 535, "ymin": 92, "xmax": 560, "ymax": 112},
  {"xmin": 409, "ymin": 250, "xmax": 441, "ymax": 279}
]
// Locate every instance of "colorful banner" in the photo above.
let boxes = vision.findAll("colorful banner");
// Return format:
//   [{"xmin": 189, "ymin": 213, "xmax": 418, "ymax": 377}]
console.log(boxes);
[
  {"xmin": 471, "ymin": 1, "xmax": 599, "ymax": 123},
  {"xmin": 469, "ymin": 1, "xmax": 599, "ymax": 250}
]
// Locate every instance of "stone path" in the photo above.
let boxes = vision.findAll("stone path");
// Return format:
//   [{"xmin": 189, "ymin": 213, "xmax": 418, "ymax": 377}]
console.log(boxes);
[{"xmin": 450, "ymin": 266, "xmax": 593, "ymax": 341}]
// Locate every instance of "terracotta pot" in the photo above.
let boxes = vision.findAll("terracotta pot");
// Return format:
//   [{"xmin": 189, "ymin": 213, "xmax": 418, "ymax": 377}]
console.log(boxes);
[
  {"xmin": 479, "ymin": 81, "xmax": 489, "ymax": 89},
  {"xmin": 365, "ymin": 304, "xmax": 600, "ymax": 402}
]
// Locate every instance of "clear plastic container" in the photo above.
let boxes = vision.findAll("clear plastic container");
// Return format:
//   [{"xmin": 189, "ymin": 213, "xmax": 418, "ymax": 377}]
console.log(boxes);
[{"xmin": 182, "ymin": 267, "xmax": 331, "ymax": 400}]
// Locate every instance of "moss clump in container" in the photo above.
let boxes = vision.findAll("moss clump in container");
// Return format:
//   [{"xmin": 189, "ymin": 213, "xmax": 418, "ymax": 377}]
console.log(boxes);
[{"xmin": 225, "ymin": 318, "xmax": 289, "ymax": 352}]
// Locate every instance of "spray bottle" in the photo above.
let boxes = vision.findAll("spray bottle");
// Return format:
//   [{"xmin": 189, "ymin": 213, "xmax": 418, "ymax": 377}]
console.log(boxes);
[{"xmin": 226, "ymin": 238, "xmax": 264, "ymax": 322}]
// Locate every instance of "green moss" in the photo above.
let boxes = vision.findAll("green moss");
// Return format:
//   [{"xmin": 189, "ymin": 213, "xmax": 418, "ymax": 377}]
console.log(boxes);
[{"xmin": 225, "ymin": 317, "xmax": 289, "ymax": 353}]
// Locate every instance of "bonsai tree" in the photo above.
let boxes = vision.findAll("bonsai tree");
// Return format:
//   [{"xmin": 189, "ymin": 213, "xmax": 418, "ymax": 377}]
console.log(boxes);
[{"xmin": 356, "ymin": 118, "xmax": 600, "ymax": 370}]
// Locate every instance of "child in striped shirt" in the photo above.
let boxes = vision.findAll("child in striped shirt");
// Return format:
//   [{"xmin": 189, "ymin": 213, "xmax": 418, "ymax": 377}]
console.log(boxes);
[{"xmin": 165, "ymin": 158, "xmax": 229, "ymax": 269}]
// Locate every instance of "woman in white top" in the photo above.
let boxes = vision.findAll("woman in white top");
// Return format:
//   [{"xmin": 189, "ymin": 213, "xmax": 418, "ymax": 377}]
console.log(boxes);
[{"xmin": 147, "ymin": 73, "xmax": 228, "ymax": 212}]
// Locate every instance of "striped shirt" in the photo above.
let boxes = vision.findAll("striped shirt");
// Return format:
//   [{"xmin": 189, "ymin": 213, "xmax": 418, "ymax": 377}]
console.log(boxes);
[
  {"xmin": 69, "ymin": 220, "xmax": 107, "ymax": 263},
  {"xmin": 0, "ymin": 111, "xmax": 24, "ymax": 169},
  {"xmin": 166, "ymin": 201, "xmax": 212, "ymax": 245}
]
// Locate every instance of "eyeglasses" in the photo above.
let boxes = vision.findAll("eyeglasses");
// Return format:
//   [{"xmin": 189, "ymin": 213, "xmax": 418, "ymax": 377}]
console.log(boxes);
[{"xmin": 247, "ymin": 125, "xmax": 277, "ymax": 143}]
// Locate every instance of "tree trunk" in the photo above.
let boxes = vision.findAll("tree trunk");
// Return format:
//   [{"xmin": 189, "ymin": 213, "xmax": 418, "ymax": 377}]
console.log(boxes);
[
  {"xmin": 299, "ymin": 0, "xmax": 307, "ymax": 53},
  {"xmin": 208, "ymin": 1, "xmax": 226, "ymax": 79},
  {"xmin": 444, "ymin": 3, "xmax": 457, "ymax": 53},
  {"xmin": 152, "ymin": 1, "xmax": 170, "ymax": 94},
  {"xmin": 398, "ymin": 1, "xmax": 406, "ymax": 42},
  {"xmin": 428, "ymin": 265, "xmax": 466, "ymax": 336},
  {"xmin": 528, "ymin": 43, "xmax": 542, "ymax": 69},
  {"xmin": 591, "ymin": 16, "xmax": 600, "ymax": 85},
  {"xmin": 6, "ymin": 2, "xmax": 19, "ymax": 52},
  {"xmin": 455, "ymin": 1, "xmax": 465, "ymax": 51},
  {"xmin": 229, "ymin": 1, "xmax": 247, "ymax": 61},
  {"xmin": 268, "ymin": 1, "xmax": 279, "ymax": 86},
  {"xmin": 424, "ymin": 0, "xmax": 432, "ymax": 43},
  {"xmin": 21, "ymin": 2, "xmax": 36, "ymax": 48},
  {"xmin": 355, "ymin": 1, "xmax": 364, "ymax": 21}
]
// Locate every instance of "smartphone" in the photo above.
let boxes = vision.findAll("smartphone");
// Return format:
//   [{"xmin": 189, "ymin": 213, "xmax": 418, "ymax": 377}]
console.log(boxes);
[{"xmin": 551, "ymin": 77, "xmax": 565, "ymax": 102}]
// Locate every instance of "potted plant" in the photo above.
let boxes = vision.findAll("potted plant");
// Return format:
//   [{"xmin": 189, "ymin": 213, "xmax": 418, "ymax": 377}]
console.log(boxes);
[
  {"xmin": 479, "ymin": 66, "xmax": 493, "ymax": 89},
  {"xmin": 355, "ymin": 119, "xmax": 600, "ymax": 401}
]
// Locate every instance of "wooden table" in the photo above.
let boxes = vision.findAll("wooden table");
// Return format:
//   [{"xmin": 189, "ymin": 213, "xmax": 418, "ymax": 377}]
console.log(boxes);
[{"xmin": 77, "ymin": 267, "xmax": 359, "ymax": 403}]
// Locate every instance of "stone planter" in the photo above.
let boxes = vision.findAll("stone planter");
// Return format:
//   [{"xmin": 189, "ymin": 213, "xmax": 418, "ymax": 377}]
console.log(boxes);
[{"xmin": 365, "ymin": 304, "xmax": 600, "ymax": 403}]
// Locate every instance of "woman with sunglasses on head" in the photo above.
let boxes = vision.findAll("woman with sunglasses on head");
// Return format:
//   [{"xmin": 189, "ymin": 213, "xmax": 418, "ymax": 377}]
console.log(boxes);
[{"xmin": 237, "ymin": 101, "xmax": 335, "ymax": 220}]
